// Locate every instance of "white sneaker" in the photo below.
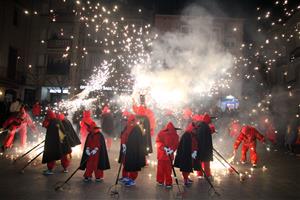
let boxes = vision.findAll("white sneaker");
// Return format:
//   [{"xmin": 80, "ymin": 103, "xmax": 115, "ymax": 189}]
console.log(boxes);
[
  {"xmin": 83, "ymin": 177, "xmax": 92, "ymax": 182},
  {"xmin": 95, "ymin": 178, "xmax": 104, "ymax": 182}
]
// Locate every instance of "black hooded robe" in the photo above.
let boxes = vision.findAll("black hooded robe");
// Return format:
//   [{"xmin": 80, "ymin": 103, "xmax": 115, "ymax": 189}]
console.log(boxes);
[
  {"xmin": 195, "ymin": 122, "xmax": 213, "ymax": 162},
  {"xmin": 79, "ymin": 131, "xmax": 110, "ymax": 171},
  {"xmin": 136, "ymin": 115, "xmax": 153, "ymax": 154},
  {"xmin": 42, "ymin": 119, "xmax": 72, "ymax": 164},
  {"xmin": 174, "ymin": 132, "xmax": 200, "ymax": 172},
  {"xmin": 61, "ymin": 119, "xmax": 81, "ymax": 147},
  {"xmin": 118, "ymin": 125, "xmax": 146, "ymax": 172}
]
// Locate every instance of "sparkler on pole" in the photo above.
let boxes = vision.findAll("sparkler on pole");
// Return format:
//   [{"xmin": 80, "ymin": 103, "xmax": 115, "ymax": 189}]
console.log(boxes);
[{"xmin": 13, "ymin": 140, "xmax": 45, "ymax": 164}]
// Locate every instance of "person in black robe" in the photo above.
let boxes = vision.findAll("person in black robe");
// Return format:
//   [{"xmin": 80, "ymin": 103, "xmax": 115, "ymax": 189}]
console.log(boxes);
[
  {"xmin": 79, "ymin": 121, "xmax": 110, "ymax": 182},
  {"xmin": 136, "ymin": 115, "xmax": 153, "ymax": 155},
  {"xmin": 174, "ymin": 122, "xmax": 200, "ymax": 186},
  {"xmin": 57, "ymin": 113, "xmax": 81, "ymax": 147},
  {"xmin": 118, "ymin": 114, "xmax": 146, "ymax": 187},
  {"xmin": 42, "ymin": 110, "xmax": 72, "ymax": 175},
  {"xmin": 193, "ymin": 115, "xmax": 214, "ymax": 178}
]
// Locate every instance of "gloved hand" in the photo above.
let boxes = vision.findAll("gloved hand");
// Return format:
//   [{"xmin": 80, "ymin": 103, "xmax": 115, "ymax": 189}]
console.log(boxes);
[
  {"xmin": 122, "ymin": 144, "xmax": 126, "ymax": 154},
  {"xmin": 164, "ymin": 147, "xmax": 170, "ymax": 154},
  {"xmin": 91, "ymin": 148, "xmax": 98, "ymax": 155},
  {"xmin": 191, "ymin": 151, "xmax": 197, "ymax": 159},
  {"xmin": 167, "ymin": 149, "xmax": 174, "ymax": 155},
  {"xmin": 86, "ymin": 148, "xmax": 91, "ymax": 156}
]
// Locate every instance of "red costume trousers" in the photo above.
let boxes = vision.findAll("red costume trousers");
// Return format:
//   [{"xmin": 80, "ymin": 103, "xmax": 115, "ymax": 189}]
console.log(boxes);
[
  {"xmin": 122, "ymin": 167, "xmax": 138, "ymax": 180},
  {"xmin": 196, "ymin": 162, "xmax": 212, "ymax": 177},
  {"xmin": 84, "ymin": 153, "xmax": 103, "ymax": 178},
  {"xmin": 182, "ymin": 172, "xmax": 190, "ymax": 181},
  {"xmin": 156, "ymin": 160, "xmax": 172, "ymax": 185},
  {"xmin": 241, "ymin": 144, "xmax": 258, "ymax": 164},
  {"xmin": 47, "ymin": 155, "xmax": 70, "ymax": 170},
  {"xmin": 3, "ymin": 126, "xmax": 27, "ymax": 148}
]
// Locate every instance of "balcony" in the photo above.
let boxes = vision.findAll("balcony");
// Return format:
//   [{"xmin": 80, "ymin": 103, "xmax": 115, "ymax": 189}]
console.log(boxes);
[{"xmin": 47, "ymin": 39, "xmax": 72, "ymax": 49}]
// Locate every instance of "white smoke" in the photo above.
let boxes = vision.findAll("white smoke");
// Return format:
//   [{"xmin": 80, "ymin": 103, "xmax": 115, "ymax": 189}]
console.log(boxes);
[{"xmin": 131, "ymin": 6, "xmax": 235, "ymax": 110}]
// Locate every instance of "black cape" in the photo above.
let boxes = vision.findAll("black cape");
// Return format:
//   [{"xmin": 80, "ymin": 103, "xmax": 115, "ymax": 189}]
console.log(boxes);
[
  {"xmin": 136, "ymin": 115, "xmax": 153, "ymax": 154},
  {"xmin": 101, "ymin": 113, "xmax": 115, "ymax": 137},
  {"xmin": 195, "ymin": 122, "xmax": 213, "ymax": 161},
  {"xmin": 62, "ymin": 119, "xmax": 81, "ymax": 147},
  {"xmin": 174, "ymin": 132, "xmax": 200, "ymax": 172},
  {"xmin": 118, "ymin": 125, "xmax": 146, "ymax": 172},
  {"xmin": 42, "ymin": 119, "xmax": 72, "ymax": 163},
  {"xmin": 79, "ymin": 131, "xmax": 110, "ymax": 170}
]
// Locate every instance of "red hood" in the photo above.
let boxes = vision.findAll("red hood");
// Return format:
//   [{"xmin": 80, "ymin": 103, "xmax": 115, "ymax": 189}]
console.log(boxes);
[
  {"xmin": 83, "ymin": 110, "xmax": 91, "ymax": 118},
  {"xmin": 192, "ymin": 113, "xmax": 211, "ymax": 124},
  {"xmin": 127, "ymin": 114, "xmax": 136, "ymax": 125},
  {"xmin": 47, "ymin": 110, "xmax": 56, "ymax": 119},
  {"xmin": 102, "ymin": 106, "xmax": 110, "ymax": 114},
  {"xmin": 185, "ymin": 122, "xmax": 195, "ymax": 132},
  {"xmin": 57, "ymin": 113, "xmax": 65, "ymax": 120}
]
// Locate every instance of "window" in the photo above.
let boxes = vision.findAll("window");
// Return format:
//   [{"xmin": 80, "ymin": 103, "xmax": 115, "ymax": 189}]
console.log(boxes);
[{"xmin": 47, "ymin": 55, "xmax": 70, "ymax": 75}]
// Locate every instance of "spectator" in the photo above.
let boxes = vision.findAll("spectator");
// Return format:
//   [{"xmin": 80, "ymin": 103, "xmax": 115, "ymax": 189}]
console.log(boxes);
[
  {"xmin": 32, "ymin": 101, "xmax": 42, "ymax": 117},
  {"xmin": 9, "ymin": 98, "xmax": 22, "ymax": 116},
  {"xmin": 284, "ymin": 119, "xmax": 299, "ymax": 154}
]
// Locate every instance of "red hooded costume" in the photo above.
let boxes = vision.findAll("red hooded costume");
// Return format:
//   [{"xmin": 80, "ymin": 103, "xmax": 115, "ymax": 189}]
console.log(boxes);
[
  {"xmin": 32, "ymin": 102, "xmax": 41, "ymax": 117},
  {"xmin": 119, "ymin": 114, "xmax": 146, "ymax": 181},
  {"xmin": 234, "ymin": 126, "xmax": 265, "ymax": 165},
  {"xmin": 156, "ymin": 122, "xmax": 179, "ymax": 186},
  {"xmin": 3, "ymin": 107, "xmax": 36, "ymax": 148},
  {"xmin": 80, "ymin": 110, "xmax": 95, "ymax": 149}
]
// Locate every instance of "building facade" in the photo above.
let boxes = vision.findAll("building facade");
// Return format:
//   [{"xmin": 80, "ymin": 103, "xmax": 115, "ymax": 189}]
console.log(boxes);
[{"xmin": 0, "ymin": 0, "xmax": 154, "ymax": 105}]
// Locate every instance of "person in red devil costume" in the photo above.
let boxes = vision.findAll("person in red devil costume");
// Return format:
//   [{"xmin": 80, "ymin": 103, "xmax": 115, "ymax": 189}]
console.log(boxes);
[
  {"xmin": 228, "ymin": 119, "xmax": 241, "ymax": 138},
  {"xmin": 132, "ymin": 95, "xmax": 155, "ymax": 154},
  {"xmin": 192, "ymin": 113, "xmax": 215, "ymax": 179},
  {"xmin": 42, "ymin": 110, "xmax": 72, "ymax": 175},
  {"xmin": 32, "ymin": 101, "xmax": 41, "ymax": 118},
  {"xmin": 118, "ymin": 114, "xmax": 146, "ymax": 187},
  {"xmin": 80, "ymin": 110, "xmax": 95, "ymax": 149},
  {"xmin": 233, "ymin": 125, "xmax": 265, "ymax": 167},
  {"xmin": 156, "ymin": 122, "xmax": 180, "ymax": 188},
  {"xmin": 1, "ymin": 106, "xmax": 36, "ymax": 151},
  {"xmin": 174, "ymin": 122, "xmax": 200, "ymax": 186},
  {"xmin": 79, "ymin": 121, "xmax": 110, "ymax": 182}
]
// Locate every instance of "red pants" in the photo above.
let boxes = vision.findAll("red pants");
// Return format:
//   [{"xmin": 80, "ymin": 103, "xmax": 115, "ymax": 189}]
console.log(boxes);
[
  {"xmin": 156, "ymin": 160, "xmax": 172, "ymax": 185},
  {"xmin": 122, "ymin": 167, "xmax": 138, "ymax": 180},
  {"xmin": 3, "ymin": 126, "xmax": 27, "ymax": 148},
  {"xmin": 196, "ymin": 162, "xmax": 212, "ymax": 177},
  {"xmin": 182, "ymin": 172, "xmax": 190, "ymax": 181},
  {"xmin": 241, "ymin": 144, "xmax": 258, "ymax": 164},
  {"xmin": 47, "ymin": 155, "xmax": 70, "ymax": 170},
  {"xmin": 84, "ymin": 153, "xmax": 103, "ymax": 178}
]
